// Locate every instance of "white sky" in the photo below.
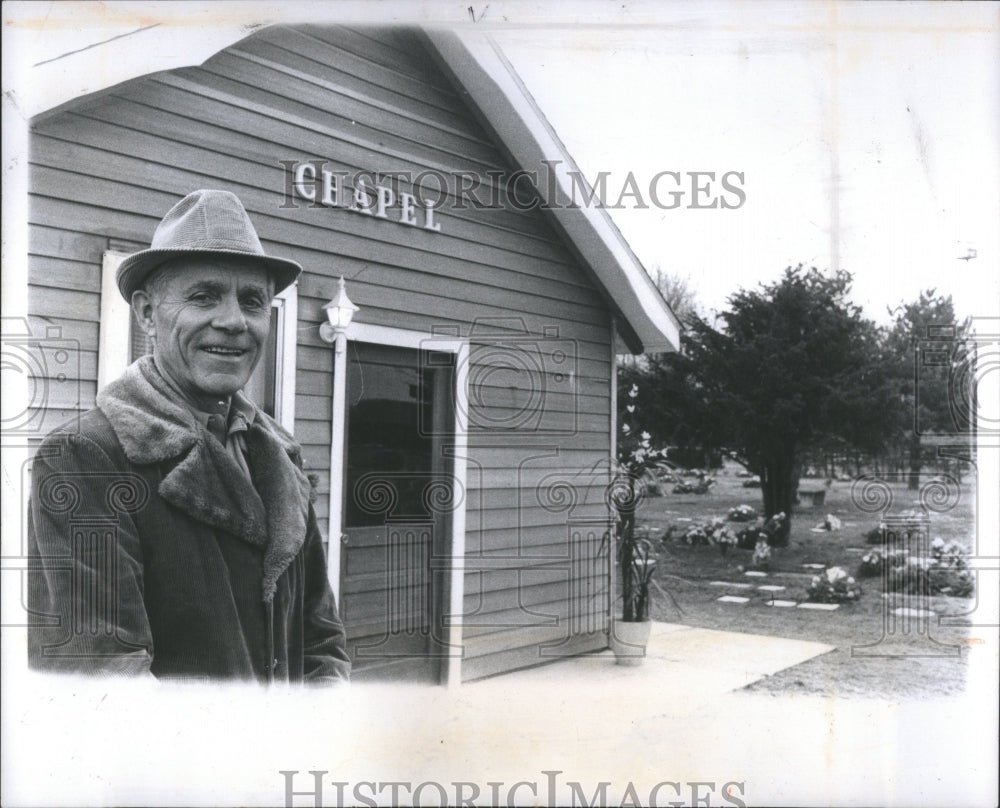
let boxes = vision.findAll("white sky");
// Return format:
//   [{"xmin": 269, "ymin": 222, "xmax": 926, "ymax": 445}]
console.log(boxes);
[{"xmin": 490, "ymin": 4, "xmax": 1000, "ymax": 324}]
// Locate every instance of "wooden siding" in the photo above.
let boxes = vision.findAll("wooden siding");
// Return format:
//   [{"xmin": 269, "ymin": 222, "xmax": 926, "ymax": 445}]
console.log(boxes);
[{"xmin": 27, "ymin": 24, "xmax": 613, "ymax": 682}]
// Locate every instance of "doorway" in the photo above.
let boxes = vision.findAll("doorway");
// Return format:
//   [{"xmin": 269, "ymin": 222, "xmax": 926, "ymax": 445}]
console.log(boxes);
[{"xmin": 339, "ymin": 340, "xmax": 456, "ymax": 682}]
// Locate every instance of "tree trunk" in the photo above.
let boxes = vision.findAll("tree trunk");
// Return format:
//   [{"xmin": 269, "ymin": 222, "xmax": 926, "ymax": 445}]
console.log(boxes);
[
  {"xmin": 760, "ymin": 452, "xmax": 795, "ymax": 546},
  {"xmin": 907, "ymin": 433, "xmax": 922, "ymax": 490}
]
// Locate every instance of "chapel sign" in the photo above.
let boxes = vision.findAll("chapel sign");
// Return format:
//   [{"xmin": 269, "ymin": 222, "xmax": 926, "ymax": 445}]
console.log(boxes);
[{"xmin": 282, "ymin": 161, "xmax": 443, "ymax": 233}]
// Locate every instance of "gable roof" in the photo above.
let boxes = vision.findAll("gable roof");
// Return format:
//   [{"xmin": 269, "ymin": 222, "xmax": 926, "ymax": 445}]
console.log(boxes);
[
  {"xmin": 16, "ymin": 23, "xmax": 681, "ymax": 354},
  {"xmin": 423, "ymin": 29, "xmax": 681, "ymax": 354}
]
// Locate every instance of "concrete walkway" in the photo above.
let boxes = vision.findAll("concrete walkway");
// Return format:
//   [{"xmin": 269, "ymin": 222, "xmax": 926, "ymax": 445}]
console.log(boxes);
[
  {"xmin": 486, "ymin": 621, "xmax": 834, "ymax": 701},
  {"xmin": 4, "ymin": 623, "xmax": 995, "ymax": 807}
]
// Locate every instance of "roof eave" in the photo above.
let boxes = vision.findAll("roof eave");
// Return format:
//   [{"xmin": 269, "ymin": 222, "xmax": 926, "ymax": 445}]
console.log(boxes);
[{"xmin": 422, "ymin": 27, "xmax": 682, "ymax": 355}]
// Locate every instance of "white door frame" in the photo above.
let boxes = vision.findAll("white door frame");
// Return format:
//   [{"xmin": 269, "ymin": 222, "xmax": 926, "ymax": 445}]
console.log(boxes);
[{"xmin": 327, "ymin": 322, "xmax": 468, "ymax": 686}]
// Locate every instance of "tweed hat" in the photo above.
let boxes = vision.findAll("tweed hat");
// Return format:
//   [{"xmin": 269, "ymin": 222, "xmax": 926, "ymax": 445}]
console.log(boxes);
[{"xmin": 115, "ymin": 189, "xmax": 302, "ymax": 300}]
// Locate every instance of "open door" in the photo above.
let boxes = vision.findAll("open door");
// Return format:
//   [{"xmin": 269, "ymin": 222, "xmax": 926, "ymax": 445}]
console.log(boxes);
[{"xmin": 339, "ymin": 341, "xmax": 455, "ymax": 682}]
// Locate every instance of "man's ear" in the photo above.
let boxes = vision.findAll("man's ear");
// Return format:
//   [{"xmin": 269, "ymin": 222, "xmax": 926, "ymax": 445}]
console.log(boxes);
[{"xmin": 131, "ymin": 289, "xmax": 156, "ymax": 339}]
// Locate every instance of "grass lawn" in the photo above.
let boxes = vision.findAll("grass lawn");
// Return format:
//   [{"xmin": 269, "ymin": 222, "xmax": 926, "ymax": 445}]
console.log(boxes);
[{"xmin": 638, "ymin": 462, "xmax": 979, "ymax": 698}]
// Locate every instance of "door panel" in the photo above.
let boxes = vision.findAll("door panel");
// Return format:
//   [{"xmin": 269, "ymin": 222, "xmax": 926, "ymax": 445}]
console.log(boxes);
[{"xmin": 340, "ymin": 341, "xmax": 455, "ymax": 682}]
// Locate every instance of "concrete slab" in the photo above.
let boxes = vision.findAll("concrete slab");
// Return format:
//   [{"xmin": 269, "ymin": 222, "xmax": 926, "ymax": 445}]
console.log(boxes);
[
  {"xmin": 474, "ymin": 622, "xmax": 833, "ymax": 707},
  {"xmin": 893, "ymin": 607, "xmax": 936, "ymax": 618},
  {"xmin": 4, "ymin": 610, "xmax": 989, "ymax": 808},
  {"xmin": 709, "ymin": 580, "xmax": 752, "ymax": 588},
  {"xmin": 767, "ymin": 599, "xmax": 798, "ymax": 607},
  {"xmin": 798, "ymin": 602, "xmax": 840, "ymax": 611},
  {"xmin": 717, "ymin": 595, "xmax": 750, "ymax": 603},
  {"xmin": 744, "ymin": 570, "xmax": 768, "ymax": 577},
  {"xmin": 757, "ymin": 584, "xmax": 785, "ymax": 592}
]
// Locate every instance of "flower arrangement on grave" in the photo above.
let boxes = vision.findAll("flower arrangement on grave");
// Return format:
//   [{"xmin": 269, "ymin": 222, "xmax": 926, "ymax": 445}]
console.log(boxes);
[
  {"xmin": 727, "ymin": 504, "xmax": 757, "ymax": 522},
  {"xmin": 751, "ymin": 539, "xmax": 772, "ymax": 571},
  {"xmin": 928, "ymin": 538, "xmax": 974, "ymax": 597},
  {"xmin": 806, "ymin": 566, "xmax": 862, "ymax": 603}
]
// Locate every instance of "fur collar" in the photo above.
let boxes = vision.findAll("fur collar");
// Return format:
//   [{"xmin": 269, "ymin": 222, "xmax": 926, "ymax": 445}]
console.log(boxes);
[{"xmin": 97, "ymin": 356, "xmax": 312, "ymax": 602}]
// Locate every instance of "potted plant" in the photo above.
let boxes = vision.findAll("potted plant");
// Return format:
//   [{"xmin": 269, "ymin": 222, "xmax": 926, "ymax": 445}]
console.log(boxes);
[{"xmin": 607, "ymin": 385, "xmax": 671, "ymax": 665}]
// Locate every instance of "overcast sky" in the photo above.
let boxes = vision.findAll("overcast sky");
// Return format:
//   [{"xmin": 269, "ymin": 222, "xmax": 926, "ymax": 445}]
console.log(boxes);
[{"xmin": 491, "ymin": 4, "xmax": 999, "ymax": 325}]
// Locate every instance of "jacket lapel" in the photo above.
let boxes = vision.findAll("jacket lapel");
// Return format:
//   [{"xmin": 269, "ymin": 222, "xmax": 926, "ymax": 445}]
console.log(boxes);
[
  {"xmin": 245, "ymin": 422, "xmax": 310, "ymax": 602},
  {"xmin": 158, "ymin": 434, "xmax": 269, "ymax": 549},
  {"xmin": 97, "ymin": 357, "xmax": 310, "ymax": 600}
]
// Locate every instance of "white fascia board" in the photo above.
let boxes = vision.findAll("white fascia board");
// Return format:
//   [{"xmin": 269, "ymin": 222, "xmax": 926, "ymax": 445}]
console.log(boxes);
[
  {"xmin": 423, "ymin": 28, "xmax": 681, "ymax": 355},
  {"xmin": 10, "ymin": 23, "xmax": 253, "ymax": 121}
]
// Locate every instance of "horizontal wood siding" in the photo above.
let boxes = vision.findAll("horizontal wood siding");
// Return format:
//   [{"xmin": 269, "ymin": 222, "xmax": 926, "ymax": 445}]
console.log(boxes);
[{"xmin": 27, "ymin": 24, "xmax": 613, "ymax": 681}]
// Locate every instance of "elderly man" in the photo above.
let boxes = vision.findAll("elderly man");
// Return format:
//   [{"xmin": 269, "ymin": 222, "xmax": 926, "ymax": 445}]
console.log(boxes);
[{"xmin": 28, "ymin": 189, "xmax": 351, "ymax": 683}]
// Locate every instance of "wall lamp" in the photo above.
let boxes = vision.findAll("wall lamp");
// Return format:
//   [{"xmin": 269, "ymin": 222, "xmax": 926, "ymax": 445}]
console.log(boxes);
[{"xmin": 319, "ymin": 276, "xmax": 359, "ymax": 351}]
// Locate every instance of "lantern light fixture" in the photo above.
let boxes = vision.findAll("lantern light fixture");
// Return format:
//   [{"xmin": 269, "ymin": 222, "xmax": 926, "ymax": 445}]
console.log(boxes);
[{"xmin": 320, "ymin": 276, "xmax": 359, "ymax": 344}]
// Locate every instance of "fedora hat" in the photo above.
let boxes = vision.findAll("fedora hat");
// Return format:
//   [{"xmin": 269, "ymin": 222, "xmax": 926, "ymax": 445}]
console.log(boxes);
[{"xmin": 116, "ymin": 189, "xmax": 302, "ymax": 300}]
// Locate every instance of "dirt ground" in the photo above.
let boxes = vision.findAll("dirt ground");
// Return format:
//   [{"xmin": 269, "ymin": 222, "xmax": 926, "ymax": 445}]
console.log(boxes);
[{"xmin": 638, "ymin": 463, "xmax": 980, "ymax": 698}]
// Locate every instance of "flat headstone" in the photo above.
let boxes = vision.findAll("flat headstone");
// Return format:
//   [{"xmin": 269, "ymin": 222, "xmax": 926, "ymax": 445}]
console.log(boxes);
[
  {"xmin": 757, "ymin": 584, "xmax": 786, "ymax": 592},
  {"xmin": 709, "ymin": 581, "xmax": 753, "ymax": 589},
  {"xmin": 744, "ymin": 570, "xmax": 768, "ymax": 577},
  {"xmin": 675, "ymin": 517, "xmax": 692, "ymax": 522},
  {"xmin": 801, "ymin": 563, "xmax": 826, "ymax": 570},
  {"xmin": 767, "ymin": 599, "xmax": 798, "ymax": 608},
  {"xmin": 892, "ymin": 607, "xmax": 935, "ymax": 618},
  {"xmin": 844, "ymin": 547, "xmax": 867, "ymax": 554},
  {"xmin": 797, "ymin": 602, "xmax": 840, "ymax": 611},
  {"xmin": 717, "ymin": 595, "xmax": 750, "ymax": 604}
]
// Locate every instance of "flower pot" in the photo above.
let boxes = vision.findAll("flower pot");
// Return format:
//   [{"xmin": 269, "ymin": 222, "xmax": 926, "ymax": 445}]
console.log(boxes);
[{"xmin": 609, "ymin": 619, "xmax": 653, "ymax": 666}]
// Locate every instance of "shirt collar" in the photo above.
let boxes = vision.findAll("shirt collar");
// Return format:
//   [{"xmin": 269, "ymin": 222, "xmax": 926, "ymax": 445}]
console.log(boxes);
[{"xmin": 151, "ymin": 356, "xmax": 257, "ymax": 437}]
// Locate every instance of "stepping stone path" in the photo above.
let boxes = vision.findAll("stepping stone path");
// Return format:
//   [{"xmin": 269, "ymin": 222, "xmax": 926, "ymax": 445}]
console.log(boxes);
[
  {"xmin": 711, "ymin": 571, "xmax": 842, "ymax": 610},
  {"xmin": 892, "ymin": 607, "xmax": 935, "ymax": 618}
]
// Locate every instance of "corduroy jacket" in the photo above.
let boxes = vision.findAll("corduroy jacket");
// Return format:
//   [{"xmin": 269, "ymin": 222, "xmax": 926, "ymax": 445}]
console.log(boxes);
[{"xmin": 28, "ymin": 356, "xmax": 351, "ymax": 683}]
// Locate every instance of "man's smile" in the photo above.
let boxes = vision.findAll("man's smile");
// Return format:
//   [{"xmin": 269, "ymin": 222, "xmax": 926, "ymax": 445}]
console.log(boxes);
[{"xmin": 201, "ymin": 345, "xmax": 249, "ymax": 356}]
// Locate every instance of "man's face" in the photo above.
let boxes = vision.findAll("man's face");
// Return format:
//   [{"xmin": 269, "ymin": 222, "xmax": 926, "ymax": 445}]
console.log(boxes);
[{"xmin": 132, "ymin": 258, "xmax": 274, "ymax": 403}]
